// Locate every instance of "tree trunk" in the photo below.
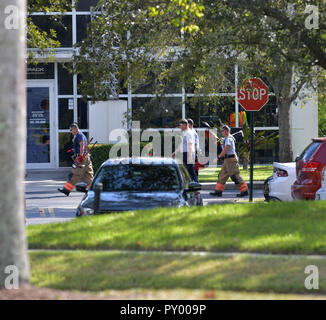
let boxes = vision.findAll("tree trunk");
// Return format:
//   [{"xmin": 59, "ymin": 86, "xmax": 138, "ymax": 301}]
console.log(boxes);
[
  {"xmin": 0, "ymin": 0, "xmax": 30, "ymax": 288},
  {"xmin": 241, "ymin": 155, "xmax": 249, "ymax": 170},
  {"xmin": 271, "ymin": 62, "xmax": 294, "ymax": 163},
  {"xmin": 278, "ymin": 98, "xmax": 293, "ymax": 162}
]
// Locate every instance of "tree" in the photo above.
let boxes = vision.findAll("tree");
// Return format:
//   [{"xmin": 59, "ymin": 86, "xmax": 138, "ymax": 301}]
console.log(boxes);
[
  {"xmin": 27, "ymin": 0, "xmax": 73, "ymax": 59},
  {"xmin": 318, "ymin": 93, "xmax": 326, "ymax": 137},
  {"xmin": 153, "ymin": 0, "xmax": 325, "ymax": 161},
  {"xmin": 226, "ymin": 0, "xmax": 326, "ymax": 70},
  {"xmin": 73, "ymin": 0, "xmax": 325, "ymax": 162},
  {"xmin": 0, "ymin": 0, "xmax": 29, "ymax": 288}
]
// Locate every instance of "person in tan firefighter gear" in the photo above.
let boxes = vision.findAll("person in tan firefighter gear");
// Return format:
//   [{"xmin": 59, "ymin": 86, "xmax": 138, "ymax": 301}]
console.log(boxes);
[
  {"xmin": 210, "ymin": 125, "xmax": 248, "ymax": 197},
  {"xmin": 58, "ymin": 123, "xmax": 94, "ymax": 196}
]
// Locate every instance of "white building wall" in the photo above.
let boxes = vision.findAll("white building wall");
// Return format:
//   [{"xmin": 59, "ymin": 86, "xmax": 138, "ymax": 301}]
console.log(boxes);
[
  {"xmin": 89, "ymin": 100, "xmax": 128, "ymax": 144},
  {"xmin": 290, "ymin": 89, "xmax": 318, "ymax": 159}
]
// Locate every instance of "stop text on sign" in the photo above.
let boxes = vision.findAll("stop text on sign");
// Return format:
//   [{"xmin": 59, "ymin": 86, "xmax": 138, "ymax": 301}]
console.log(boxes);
[
  {"xmin": 238, "ymin": 87, "xmax": 267, "ymax": 101},
  {"xmin": 237, "ymin": 78, "xmax": 269, "ymax": 111}
]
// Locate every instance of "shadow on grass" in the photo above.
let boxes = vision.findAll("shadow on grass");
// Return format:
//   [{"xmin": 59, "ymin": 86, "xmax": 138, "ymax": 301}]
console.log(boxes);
[{"xmin": 30, "ymin": 250, "xmax": 326, "ymax": 294}]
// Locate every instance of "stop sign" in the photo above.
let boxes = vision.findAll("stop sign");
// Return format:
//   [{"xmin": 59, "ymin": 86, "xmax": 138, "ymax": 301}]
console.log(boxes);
[{"xmin": 237, "ymin": 78, "xmax": 269, "ymax": 111}]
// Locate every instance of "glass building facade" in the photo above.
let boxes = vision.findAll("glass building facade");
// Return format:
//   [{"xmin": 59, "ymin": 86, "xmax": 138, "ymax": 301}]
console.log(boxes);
[{"xmin": 27, "ymin": 0, "xmax": 279, "ymax": 168}]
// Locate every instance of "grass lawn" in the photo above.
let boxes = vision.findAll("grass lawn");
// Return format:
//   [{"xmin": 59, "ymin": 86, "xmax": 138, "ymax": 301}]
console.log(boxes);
[
  {"xmin": 29, "ymin": 250, "xmax": 326, "ymax": 295},
  {"xmin": 27, "ymin": 201, "xmax": 326, "ymax": 255},
  {"xmin": 199, "ymin": 165, "xmax": 273, "ymax": 182}
]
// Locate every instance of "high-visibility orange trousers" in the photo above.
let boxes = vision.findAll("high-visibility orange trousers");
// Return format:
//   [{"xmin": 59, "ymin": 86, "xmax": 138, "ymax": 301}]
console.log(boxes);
[
  {"xmin": 215, "ymin": 156, "xmax": 248, "ymax": 193},
  {"xmin": 63, "ymin": 154, "xmax": 94, "ymax": 191}
]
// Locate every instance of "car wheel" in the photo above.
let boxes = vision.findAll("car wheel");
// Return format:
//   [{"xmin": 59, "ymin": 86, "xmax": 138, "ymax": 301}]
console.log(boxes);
[
  {"xmin": 269, "ymin": 197, "xmax": 281, "ymax": 202},
  {"xmin": 263, "ymin": 176, "xmax": 273, "ymax": 202}
]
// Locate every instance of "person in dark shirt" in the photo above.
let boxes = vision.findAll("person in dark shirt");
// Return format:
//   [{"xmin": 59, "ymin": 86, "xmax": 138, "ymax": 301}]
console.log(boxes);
[{"xmin": 58, "ymin": 123, "xmax": 94, "ymax": 196}]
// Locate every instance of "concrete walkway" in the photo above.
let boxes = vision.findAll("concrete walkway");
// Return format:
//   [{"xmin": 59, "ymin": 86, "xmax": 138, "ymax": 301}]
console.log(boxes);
[
  {"xmin": 25, "ymin": 169, "xmax": 85, "ymax": 225},
  {"xmin": 29, "ymin": 248, "xmax": 326, "ymax": 259}
]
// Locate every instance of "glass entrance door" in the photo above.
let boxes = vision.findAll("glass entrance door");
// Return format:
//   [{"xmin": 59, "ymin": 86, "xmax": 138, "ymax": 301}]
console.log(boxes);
[{"xmin": 26, "ymin": 82, "xmax": 55, "ymax": 168}]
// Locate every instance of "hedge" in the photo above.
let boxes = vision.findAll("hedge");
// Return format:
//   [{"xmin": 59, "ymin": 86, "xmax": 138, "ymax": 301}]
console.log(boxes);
[
  {"xmin": 89, "ymin": 131, "xmax": 181, "ymax": 173},
  {"xmin": 90, "ymin": 142, "xmax": 154, "ymax": 173}
]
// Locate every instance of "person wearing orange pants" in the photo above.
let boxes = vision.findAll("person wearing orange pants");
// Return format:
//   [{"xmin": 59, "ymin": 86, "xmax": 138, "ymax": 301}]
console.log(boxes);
[
  {"xmin": 210, "ymin": 125, "xmax": 248, "ymax": 197},
  {"xmin": 58, "ymin": 123, "xmax": 94, "ymax": 196}
]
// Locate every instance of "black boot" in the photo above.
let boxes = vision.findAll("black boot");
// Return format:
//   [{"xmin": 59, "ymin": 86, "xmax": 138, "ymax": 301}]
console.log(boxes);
[
  {"xmin": 210, "ymin": 190, "xmax": 223, "ymax": 197},
  {"xmin": 236, "ymin": 190, "xmax": 248, "ymax": 197},
  {"xmin": 58, "ymin": 188, "xmax": 70, "ymax": 196}
]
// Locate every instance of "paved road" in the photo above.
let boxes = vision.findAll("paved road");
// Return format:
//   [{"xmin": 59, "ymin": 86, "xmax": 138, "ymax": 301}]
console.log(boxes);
[{"xmin": 25, "ymin": 172, "xmax": 264, "ymax": 226}]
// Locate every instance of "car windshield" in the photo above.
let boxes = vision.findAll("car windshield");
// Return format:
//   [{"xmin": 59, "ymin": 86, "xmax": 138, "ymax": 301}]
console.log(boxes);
[
  {"xmin": 92, "ymin": 164, "xmax": 182, "ymax": 192},
  {"xmin": 298, "ymin": 141, "xmax": 321, "ymax": 162}
]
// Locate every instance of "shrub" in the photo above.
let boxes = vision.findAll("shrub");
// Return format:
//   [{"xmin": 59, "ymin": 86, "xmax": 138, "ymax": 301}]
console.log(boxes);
[{"xmin": 90, "ymin": 142, "xmax": 153, "ymax": 173}]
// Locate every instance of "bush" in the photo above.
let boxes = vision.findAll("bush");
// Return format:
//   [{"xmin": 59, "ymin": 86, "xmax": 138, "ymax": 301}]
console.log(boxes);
[
  {"xmin": 89, "ymin": 130, "xmax": 182, "ymax": 173},
  {"xmin": 90, "ymin": 142, "xmax": 153, "ymax": 173}
]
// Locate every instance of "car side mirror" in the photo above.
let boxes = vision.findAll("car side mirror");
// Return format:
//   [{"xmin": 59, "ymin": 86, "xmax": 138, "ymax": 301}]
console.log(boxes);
[
  {"xmin": 295, "ymin": 155, "xmax": 300, "ymax": 162},
  {"xmin": 185, "ymin": 182, "xmax": 202, "ymax": 192},
  {"xmin": 76, "ymin": 184, "xmax": 88, "ymax": 193}
]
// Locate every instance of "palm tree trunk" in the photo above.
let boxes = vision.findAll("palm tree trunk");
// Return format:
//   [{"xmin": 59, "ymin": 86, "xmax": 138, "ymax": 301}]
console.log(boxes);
[{"xmin": 0, "ymin": 0, "xmax": 30, "ymax": 288}]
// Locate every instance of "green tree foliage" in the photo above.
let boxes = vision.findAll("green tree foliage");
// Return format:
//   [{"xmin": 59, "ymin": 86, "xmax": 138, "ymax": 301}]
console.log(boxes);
[
  {"xmin": 318, "ymin": 94, "xmax": 326, "ymax": 137},
  {"xmin": 73, "ymin": 0, "xmax": 325, "ymax": 161},
  {"xmin": 27, "ymin": 0, "xmax": 73, "ymax": 59}
]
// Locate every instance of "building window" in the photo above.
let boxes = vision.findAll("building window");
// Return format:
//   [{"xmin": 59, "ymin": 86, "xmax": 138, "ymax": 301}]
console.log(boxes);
[
  {"xmin": 58, "ymin": 63, "xmax": 73, "ymax": 95},
  {"xmin": 132, "ymin": 97, "xmax": 182, "ymax": 128},
  {"xmin": 29, "ymin": 15, "xmax": 73, "ymax": 48},
  {"xmin": 185, "ymin": 96, "xmax": 235, "ymax": 128},
  {"xmin": 132, "ymin": 63, "xmax": 182, "ymax": 94},
  {"xmin": 76, "ymin": 15, "xmax": 91, "ymax": 43},
  {"xmin": 76, "ymin": 0, "xmax": 99, "ymax": 11},
  {"xmin": 58, "ymin": 98, "xmax": 74, "ymax": 129},
  {"xmin": 59, "ymin": 132, "xmax": 73, "ymax": 167},
  {"xmin": 77, "ymin": 99, "xmax": 88, "ymax": 129}
]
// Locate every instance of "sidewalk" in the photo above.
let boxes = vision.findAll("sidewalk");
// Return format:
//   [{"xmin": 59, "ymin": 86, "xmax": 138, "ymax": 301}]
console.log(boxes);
[
  {"xmin": 26, "ymin": 168, "xmax": 71, "ymax": 181},
  {"xmin": 201, "ymin": 181, "xmax": 264, "ymax": 190},
  {"xmin": 26, "ymin": 169, "xmax": 264, "ymax": 190},
  {"xmin": 25, "ymin": 168, "xmax": 84, "ymax": 225}
]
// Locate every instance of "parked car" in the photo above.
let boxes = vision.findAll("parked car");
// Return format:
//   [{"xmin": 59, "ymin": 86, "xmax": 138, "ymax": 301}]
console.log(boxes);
[
  {"xmin": 315, "ymin": 167, "xmax": 326, "ymax": 200},
  {"xmin": 292, "ymin": 138, "xmax": 326, "ymax": 200},
  {"xmin": 75, "ymin": 157, "xmax": 203, "ymax": 216},
  {"xmin": 263, "ymin": 162, "xmax": 296, "ymax": 201}
]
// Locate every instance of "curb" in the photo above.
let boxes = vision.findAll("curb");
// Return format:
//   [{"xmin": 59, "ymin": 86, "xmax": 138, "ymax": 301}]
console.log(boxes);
[
  {"xmin": 26, "ymin": 169, "xmax": 71, "ymax": 181},
  {"xmin": 200, "ymin": 181, "xmax": 264, "ymax": 191}
]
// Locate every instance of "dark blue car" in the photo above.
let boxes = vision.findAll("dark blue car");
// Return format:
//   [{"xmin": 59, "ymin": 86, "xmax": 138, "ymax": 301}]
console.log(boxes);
[{"xmin": 76, "ymin": 157, "xmax": 202, "ymax": 216}]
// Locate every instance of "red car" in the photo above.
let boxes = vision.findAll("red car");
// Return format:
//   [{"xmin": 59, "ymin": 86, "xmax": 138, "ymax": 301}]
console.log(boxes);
[{"xmin": 292, "ymin": 138, "xmax": 326, "ymax": 200}]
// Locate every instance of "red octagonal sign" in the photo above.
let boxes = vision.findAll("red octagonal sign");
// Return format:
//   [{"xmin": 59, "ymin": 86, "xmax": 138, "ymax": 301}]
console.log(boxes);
[{"xmin": 237, "ymin": 78, "xmax": 269, "ymax": 111}]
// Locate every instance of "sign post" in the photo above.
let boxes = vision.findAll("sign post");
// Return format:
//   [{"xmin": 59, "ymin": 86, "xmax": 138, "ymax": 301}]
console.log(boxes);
[
  {"xmin": 237, "ymin": 78, "xmax": 269, "ymax": 202},
  {"xmin": 249, "ymin": 111, "xmax": 254, "ymax": 202}
]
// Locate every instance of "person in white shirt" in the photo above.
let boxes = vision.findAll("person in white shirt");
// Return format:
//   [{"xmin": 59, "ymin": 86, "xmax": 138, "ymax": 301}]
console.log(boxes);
[
  {"xmin": 172, "ymin": 119, "xmax": 198, "ymax": 182},
  {"xmin": 187, "ymin": 118, "xmax": 200, "ymax": 179},
  {"xmin": 187, "ymin": 118, "xmax": 199, "ymax": 152}
]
